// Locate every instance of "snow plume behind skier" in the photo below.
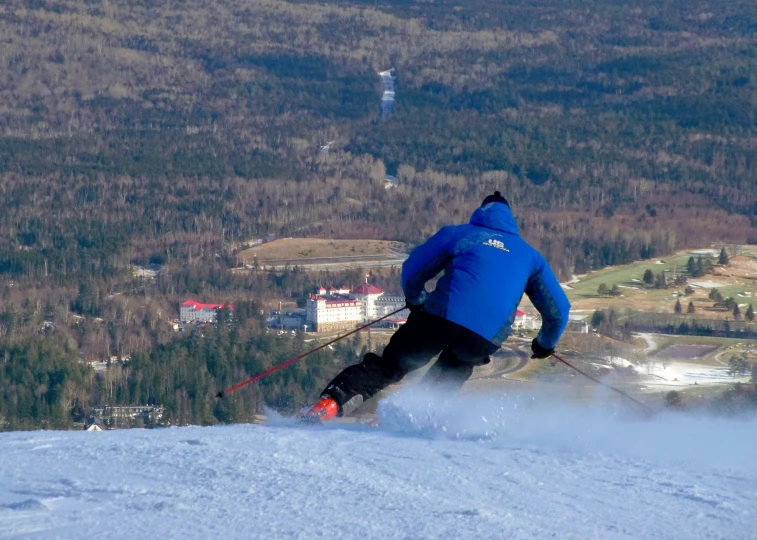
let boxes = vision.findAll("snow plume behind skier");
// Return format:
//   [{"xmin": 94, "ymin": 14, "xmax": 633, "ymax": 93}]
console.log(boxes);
[{"xmin": 299, "ymin": 191, "xmax": 571, "ymax": 422}]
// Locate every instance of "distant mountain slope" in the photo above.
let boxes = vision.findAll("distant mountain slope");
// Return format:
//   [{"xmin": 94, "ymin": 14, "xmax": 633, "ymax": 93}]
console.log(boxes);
[
  {"xmin": 1, "ymin": 391, "xmax": 756, "ymax": 539},
  {"xmin": 1, "ymin": 0, "xmax": 755, "ymax": 274},
  {"xmin": 1, "ymin": 0, "xmax": 755, "ymax": 190}
]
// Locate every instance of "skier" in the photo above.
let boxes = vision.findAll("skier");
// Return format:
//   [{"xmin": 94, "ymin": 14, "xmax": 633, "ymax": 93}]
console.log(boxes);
[{"xmin": 300, "ymin": 191, "xmax": 571, "ymax": 421}]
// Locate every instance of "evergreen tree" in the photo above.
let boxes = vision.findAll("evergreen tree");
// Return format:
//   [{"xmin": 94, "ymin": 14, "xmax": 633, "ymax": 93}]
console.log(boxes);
[
  {"xmin": 695, "ymin": 256, "xmax": 704, "ymax": 277},
  {"xmin": 597, "ymin": 283, "xmax": 608, "ymax": 296},
  {"xmin": 728, "ymin": 356, "xmax": 749, "ymax": 377},
  {"xmin": 687, "ymin": 301, "xmax": 696, "ymax": 314},
  {"xmin": 746, "ymin": 304, "xmax": 755, "ymax": 322},
  {"xmin": 718, "ymin": 247, "xmax": 729, "ymax": 265},
  {"xmin": 664, "ymin": 391, "xmax": 683, "ymax": 410},
  {"xmin": 643, "ymin": 269, "xmax": 654, "ymax": 284},
  {"xmin": 684, "ymin": 285, "xmax": 694, "ymax": 296},
  {"xmin": 686, "ymin": 256, "xmax": 696, "ymax": 276},
  {"xmin": 674, "ymin": 299, "xmax": 682, "ymax": 314},
  {"xmin": 71, "ymin": 279, "xmax": 101, "ymax": 317},
  {"xmin": 216, "ymin": 306, "xmax": 230, "ymax": 327},
  {"xmin": 591, "ymin": 310, "xmax": 605, "ymax": 328},
  {"xmin": 703, "ymin": 256, "xmax": 714, "ymax": 274},
  {"xmin": 733, "ymin": 304, "xmax": 741, "ymax": 320},
  {"xmin": 610, "ymin": 284, "xmax": 621, "ymax": 296},
  {"xmin": 709, "ymin": 288, "xmax": 723, "ymax": 302},
  {"xmin": 654, "ymin": 271, "xmax": 667, "ymax": 289}
]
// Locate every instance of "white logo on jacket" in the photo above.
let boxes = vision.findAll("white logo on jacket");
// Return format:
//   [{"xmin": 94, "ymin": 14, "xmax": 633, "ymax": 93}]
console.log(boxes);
[{"xmin": 482, "ymin": 238, "xmax": 510, "ymax": 252}]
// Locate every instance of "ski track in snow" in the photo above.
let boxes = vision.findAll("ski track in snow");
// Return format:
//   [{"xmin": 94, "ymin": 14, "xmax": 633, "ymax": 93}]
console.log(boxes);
[{"xmin": 1, "ymin": 390, "xmax": 756, "ymax": 539}]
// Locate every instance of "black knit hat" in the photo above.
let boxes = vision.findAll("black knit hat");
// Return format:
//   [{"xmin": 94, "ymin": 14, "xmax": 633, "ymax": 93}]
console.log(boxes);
[{"xmin": 481, "ymin": 191, "xmax": 509, "ymax": 207}]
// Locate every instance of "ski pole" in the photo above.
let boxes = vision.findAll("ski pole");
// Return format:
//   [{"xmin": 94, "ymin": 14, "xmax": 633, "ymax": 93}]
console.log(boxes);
[
  {"xmin": 216, "ymin": 307, "xmax": 406, "ymax": 398},
  {"xmin": 551, "ymin": 352, "xmax": 654, "ymax": 416}
]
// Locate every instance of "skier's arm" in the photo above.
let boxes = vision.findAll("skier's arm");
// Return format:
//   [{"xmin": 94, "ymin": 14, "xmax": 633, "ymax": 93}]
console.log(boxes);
[
  {"xmin": 524, "ymin": 255, "xmax": 571, "ymax": 350},
  {"xmin": 401, "ymin": 227, "xmax": 455, "ymax": 305}
]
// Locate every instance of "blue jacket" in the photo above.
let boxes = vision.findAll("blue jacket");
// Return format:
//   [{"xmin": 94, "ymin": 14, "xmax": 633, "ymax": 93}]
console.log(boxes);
[{"xmin": 401, "ymin": 203, "xmax": 571, "ymax": 348}]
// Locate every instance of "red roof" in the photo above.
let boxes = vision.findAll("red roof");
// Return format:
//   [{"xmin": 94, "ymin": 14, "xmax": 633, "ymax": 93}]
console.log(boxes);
[
  {"xmin": 515, "ymin": 310, "xmax": 526, "ymax": 317},
  {"xmin": 181, "ymin": 300, "xmax": 234, "ymax": 310},
  {"xmin": 352, "ymin": 283, "xmax": 383, "ymax": 295}
]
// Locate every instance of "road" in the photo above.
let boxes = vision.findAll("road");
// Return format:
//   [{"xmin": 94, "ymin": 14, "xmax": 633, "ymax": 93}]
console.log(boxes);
[
  {"xmin": 713, "ymin": 344, "xmax": 756, "ymax": 366},
  {"xmin": 636, "ymin": 332, "xmax": 659, "ymax": 353},
  {"xmin": 713, "ymin": 349, "xmax": 731, "ymax": 366},
  {"xmin": 253, "ymin": 253, "xmax": 408, "ymax": 271},
  {"xmin": 471, "ymin": 340, "xmax": 531, "ymax": 381}
]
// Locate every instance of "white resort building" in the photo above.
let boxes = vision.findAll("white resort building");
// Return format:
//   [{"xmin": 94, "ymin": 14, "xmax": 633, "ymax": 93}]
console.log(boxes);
[
  {"xmin": 513, "ymin": 309, "xmax": 539, "ymax": 331},
  {"xmin": 180, "ymin": 300, "xmax": 234, "ymax": 323},
  {"xmin": 306, "ymin": 281, "xmax": 408, "ymax": 332}
]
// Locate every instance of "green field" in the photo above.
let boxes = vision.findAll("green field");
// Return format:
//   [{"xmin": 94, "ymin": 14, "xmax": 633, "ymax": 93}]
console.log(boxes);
[
  {"xmin": 564, "ymin": 246, "xmax": 757, "ymax": 316},
  {"xmin": 568, "ymin": 250, "xmax": 711, "ymax": 299}
]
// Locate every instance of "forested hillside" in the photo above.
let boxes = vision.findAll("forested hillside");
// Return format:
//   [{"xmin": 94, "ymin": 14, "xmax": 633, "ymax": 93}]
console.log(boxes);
[{"xmin": 1, "ymin": 0, "xmax": 756, "ymax": 428}]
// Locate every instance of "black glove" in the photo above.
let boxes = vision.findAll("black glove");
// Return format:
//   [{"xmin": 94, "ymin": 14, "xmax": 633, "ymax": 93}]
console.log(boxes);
[
  {"xmin": 405, "ymin": 301, "xmax": 424, "ymax": 314},
  {"xmin": 531, "ymin": 338, "xmax": 555, "ymax": 359}
]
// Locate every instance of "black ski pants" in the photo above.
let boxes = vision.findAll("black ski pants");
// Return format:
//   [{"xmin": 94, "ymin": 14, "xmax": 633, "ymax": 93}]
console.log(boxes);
[{"xmin": 321, "ymin": 311, "xmax": 499, "ymax": 415}]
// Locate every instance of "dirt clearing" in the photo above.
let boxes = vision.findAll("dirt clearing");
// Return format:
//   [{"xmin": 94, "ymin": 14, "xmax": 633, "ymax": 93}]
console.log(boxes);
[{"xmin": 238, "ymin": 238, "xmax": 409, "ymax": 264}]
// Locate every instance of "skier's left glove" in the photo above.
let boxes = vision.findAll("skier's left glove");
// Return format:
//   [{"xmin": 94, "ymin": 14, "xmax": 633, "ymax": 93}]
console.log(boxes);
[
  {"xmin": 531, "ymin": 338, "xmax": 554, "ymax": 359},
  {"xmin": 405, "ymin": 291, "xmax": 427, "ymax": 314}
]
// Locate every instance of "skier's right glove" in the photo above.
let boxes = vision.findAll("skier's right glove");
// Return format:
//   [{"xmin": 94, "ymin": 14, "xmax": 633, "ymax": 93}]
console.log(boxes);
[
  {"xmin": 405, "ymin": 301, "xmax": 424, "ymax": 314},
  {"xmin": 531, "ymin": 338, "xmax": 555, "ymax": 359}
]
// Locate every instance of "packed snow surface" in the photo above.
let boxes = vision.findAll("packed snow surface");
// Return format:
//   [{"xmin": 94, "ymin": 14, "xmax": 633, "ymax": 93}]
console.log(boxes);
[
  {"xmin": 606, "ymin": 356, "xmax": 635, "ymax": 368},
  {"xmin": 2, "ymin": 388, "xmax": 756, "ymax": 539},
  {"xmin": 639, "ymin": 361, "xmax": 751, "ymax": 388}
]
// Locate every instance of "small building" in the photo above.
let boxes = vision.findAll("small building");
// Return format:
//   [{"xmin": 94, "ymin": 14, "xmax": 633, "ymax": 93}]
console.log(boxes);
[
  {"xmin": 180, "ymin": 300, "xmax": 234, "ymax": 323},
  {"xmin": 385, "ymin": 317, "xmax": 407, "ymax": 330},
  {"xmin": 91, "ymin": 405, "xmax": 164, "ymax": 429},
  {"xmin": 269, "ymin": 308, "xmax": 307, "ymax": 331},
  {"xmin": 566, "ymin": 320, "xmax": 589, "ymax": 333},
  {"xmin": 513, "ymin": 310, "xmax": 539, "ymax": 330}
]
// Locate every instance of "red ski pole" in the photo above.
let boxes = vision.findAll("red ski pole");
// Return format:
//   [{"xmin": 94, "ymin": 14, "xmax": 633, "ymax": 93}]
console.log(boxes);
[
  {"xmin": 551, "ymin": 353, "xmax": 654, "ymax": 416},
  {"xmin": 216, "ymin": 308, "xmax": 406, "ymax": 398}
]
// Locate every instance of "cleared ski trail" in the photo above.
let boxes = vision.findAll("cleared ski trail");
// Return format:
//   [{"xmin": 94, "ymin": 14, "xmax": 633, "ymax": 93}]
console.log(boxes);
[{"xmin": 1, "ymin": 390, "xmax": 756, "ymax": 539}]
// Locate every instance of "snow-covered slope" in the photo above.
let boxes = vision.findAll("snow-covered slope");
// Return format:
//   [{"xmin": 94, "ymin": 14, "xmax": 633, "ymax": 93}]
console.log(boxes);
[{"xmin": 2, "ymin": 389, "xmax": 756, "ymax": 539}]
